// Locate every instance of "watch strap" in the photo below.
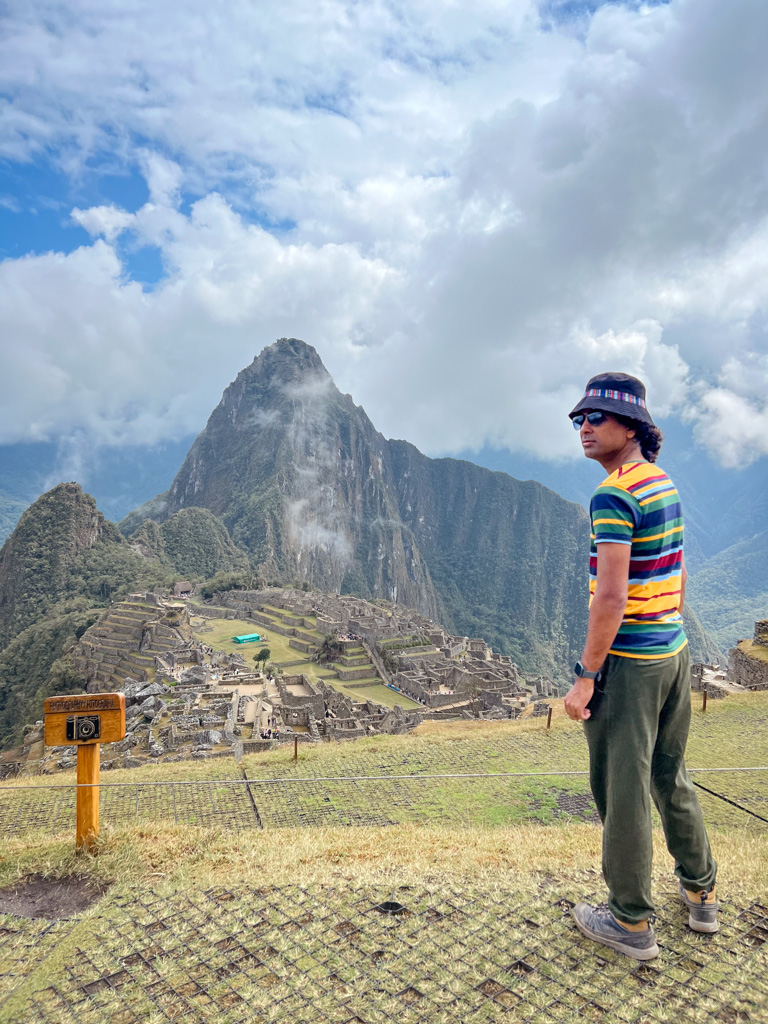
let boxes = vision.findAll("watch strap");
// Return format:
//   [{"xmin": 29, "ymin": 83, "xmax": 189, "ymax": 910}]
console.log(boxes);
[{"xmin": 574, "ymin": 661, "xmax": 599, "ymax": 680}]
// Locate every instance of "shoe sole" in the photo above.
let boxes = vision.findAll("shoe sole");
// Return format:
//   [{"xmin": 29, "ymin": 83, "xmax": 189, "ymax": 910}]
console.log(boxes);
[
  {"xmin": 572, "ymin": 914, "xmax": 659, "ymax": 960},
  {"xmin": 688, "ymin": 913, "xmax": 719, "ymax": 934},
  {"xmin": 679, "ymin": 886, "xmax": 719, "ymax": 933}
]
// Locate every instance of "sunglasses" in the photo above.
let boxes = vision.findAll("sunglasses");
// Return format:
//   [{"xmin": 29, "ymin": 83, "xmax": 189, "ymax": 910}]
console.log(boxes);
[{"xmin": 572, "ymin": 411, "xmax": 608, "ymax": 429}]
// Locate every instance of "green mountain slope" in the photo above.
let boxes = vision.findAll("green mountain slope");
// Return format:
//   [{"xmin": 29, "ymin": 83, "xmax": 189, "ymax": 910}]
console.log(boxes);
[
  {"xmin": 130, "ymin": 507, "xmax": 250, "ymax": 578},
  {"xmin": 0, "ymin": 483, "xmax": 167, "ymax": 649},
  {"xmin": 687, "ymin": 530, "xmax": 768, "ymax": 651},
  {"xmin": 0, "ymin": 484, "xmax": 177, "ymax": 748},
  {"xmin": 389, "ymin": 442, "xmax": 589, "ymax": 676},
  {"xmin": 0, "ymin": 602, "xmax": 101, "ymax": 749},
  {"xmin": 0, "ymin": 484, "xmax": 261, "ymax": 748},
  {"xmin": 682, "ymin": 604, "xmax": 725, "ymax": 665}
]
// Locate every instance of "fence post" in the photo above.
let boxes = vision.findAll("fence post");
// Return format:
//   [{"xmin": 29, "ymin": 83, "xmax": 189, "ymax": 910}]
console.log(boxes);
[
  {"xmin": 546, "ymin": 706, "xmax": 553, "ymax": 731},
  {"xmin": 702, "ymin": 688, "xmax": 707, "ymax": 713},
  {"xmin": 76, "ymin": 743, "xmax": 100, "ymax": 852}
]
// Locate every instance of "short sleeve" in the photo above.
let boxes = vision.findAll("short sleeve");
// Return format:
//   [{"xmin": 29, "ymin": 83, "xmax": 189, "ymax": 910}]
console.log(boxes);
[{"xmin": 590, "ymin": 486, "xmax": 640, "ymax": 546}]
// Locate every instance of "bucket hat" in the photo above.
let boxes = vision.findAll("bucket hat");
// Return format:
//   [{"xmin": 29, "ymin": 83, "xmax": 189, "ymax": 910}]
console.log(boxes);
[{"xmin": 569, "ymin": 372, "xmax": 655, "ymax": 427}]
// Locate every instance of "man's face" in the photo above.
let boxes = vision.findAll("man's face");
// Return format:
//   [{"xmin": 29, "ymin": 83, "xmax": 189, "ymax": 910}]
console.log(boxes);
[{"xmin": 578, "ymin": 409, "xmax": 636, "ymax": 462}]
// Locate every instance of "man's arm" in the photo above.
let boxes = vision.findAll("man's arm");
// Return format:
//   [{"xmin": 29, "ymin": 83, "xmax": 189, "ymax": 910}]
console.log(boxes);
[{"xmin": 564, "ymin": 542, "xmax": 631, "ymax": 721}]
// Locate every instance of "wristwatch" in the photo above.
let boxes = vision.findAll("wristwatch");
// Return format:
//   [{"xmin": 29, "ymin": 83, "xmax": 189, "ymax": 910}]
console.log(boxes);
[{"xmin": 574, "ymin": 661, "xmax": 599, "ymax": 680}]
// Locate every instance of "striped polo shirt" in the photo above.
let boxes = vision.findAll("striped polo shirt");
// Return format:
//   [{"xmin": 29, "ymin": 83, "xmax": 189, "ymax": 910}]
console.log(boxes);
[{"xmin": 589, "ymin": 461, "xmax": 687, "ymax": 660}]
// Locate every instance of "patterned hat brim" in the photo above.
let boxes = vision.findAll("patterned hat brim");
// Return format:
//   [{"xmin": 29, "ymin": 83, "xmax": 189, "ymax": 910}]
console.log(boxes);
[{"xmin": 569, "ymin": 394, "xmax": 655, "ymax": 426}]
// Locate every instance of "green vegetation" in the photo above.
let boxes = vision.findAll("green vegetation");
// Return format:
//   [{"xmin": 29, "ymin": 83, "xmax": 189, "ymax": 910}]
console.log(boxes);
[
  {"xmin": 0, "ymin": 492, "xmax": 27, "ymax": 545},
  {"xmin": 0, "ymin": 483, "xmax": 173, "ymax": 650},
  {"xmin": 378, "ymin": 635, "xmax": 425, "ymax": 649},
  {"xmin": 387, "ymin": 443, "xmax": 592, "ymax": 679},
  {"xmin": 687, "ymin": 529, "xmax": 768, "ymax": 651},
  {"xmin": 317, "ymin": 635, "xmax": 345, "ymax": 664},
  {"xmin": 1, "ymin": 692, "xmax": 766, "ymax": 1024},
  {"xmin": 159, "ymin": 506, "xmax": 251, "ymax": 578},
  {"xmin": 199, "ymin": 570, "xmax": 257, "ymax": 599},
  {"xmin": 190, "ymin": 617, "xmax": 269, "ymax": 658},
  {"xmin": 683, "ymin": 604, "xmax": 725, "ymax": 664},
  {"xmin": 334, "ymin": 681, "xmax": 420, "ymax": 708},
  {"xmin": 0, "ymin": 601, "xmax": 102, "ymax": 749},
  {"xmin": 0, "ymin": 484, "xmax": 178, "ymax": 750}
]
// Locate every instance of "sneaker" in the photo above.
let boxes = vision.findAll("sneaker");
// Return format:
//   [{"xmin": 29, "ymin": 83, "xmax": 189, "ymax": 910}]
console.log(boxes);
[
  {"xmin": 572, "ymin": 903, "xmax": 659, "ymax": 960},
  {"xmin": 679, "ymin": 882, "xmax": 719, "ymax": 933}
]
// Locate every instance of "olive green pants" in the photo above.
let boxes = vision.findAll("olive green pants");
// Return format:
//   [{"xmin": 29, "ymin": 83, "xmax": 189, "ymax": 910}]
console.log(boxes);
[{"xmin": 583, "ymin": 646, "xmax": 717, "ymax": 925}]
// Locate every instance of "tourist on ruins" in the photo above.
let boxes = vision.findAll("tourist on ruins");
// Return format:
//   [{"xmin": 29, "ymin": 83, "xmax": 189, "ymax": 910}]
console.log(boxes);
[{"xmin": 564, "ymin": 372, "xmax": 718, "ymax": 960}]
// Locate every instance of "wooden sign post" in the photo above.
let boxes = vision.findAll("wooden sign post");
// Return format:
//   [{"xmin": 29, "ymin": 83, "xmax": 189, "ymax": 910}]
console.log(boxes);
[{"xmin": 43, "ymin": 693, "xmax": 126, "ymax": 851}]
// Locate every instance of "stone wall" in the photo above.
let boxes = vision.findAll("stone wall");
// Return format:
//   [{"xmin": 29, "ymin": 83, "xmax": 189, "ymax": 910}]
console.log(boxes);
[
  {"xmin": 278, "ymin": 675, "xmax": 325, "ymax": 720},
  {"xmin": 728, "ymin": 645, "xmax": 768, "ymax": 691},
  {"xmin": 195, "ymin": 604, "xmax": 237, "ymax": 619},
  {"xmin": 335, "ymin": 665, "xmax": 377, "ymax": 682}
]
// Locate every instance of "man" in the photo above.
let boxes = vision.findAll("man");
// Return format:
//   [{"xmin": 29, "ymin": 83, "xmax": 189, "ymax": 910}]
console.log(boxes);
[{"xmin": 564, "ymin": 372, "xmax": 718, "ymax": 961}]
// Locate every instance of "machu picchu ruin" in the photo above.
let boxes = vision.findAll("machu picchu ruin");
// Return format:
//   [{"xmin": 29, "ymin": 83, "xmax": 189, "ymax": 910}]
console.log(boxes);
[
  {"xmin": 6, "ymin": 575, "xmax": 768, "ymax": 779},
  {"xmin": 7, "ymin": 584, "xmax": 567, "ymax": 775}
]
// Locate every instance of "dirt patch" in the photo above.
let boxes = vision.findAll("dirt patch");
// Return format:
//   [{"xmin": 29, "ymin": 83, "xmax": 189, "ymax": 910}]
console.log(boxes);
[{"xmin": 0, "ymin": 874, "xmax": 109, "ymax": 920}]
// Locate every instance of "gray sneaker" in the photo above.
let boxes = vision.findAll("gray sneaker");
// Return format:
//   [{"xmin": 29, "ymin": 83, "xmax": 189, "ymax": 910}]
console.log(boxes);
[
  {"xmin": 572, "ymin": 903, "xmax": 659, "ymax": 960},
  {"xmin": 679, "ymin": 883, "xmax": 719, "ymax": 933}
]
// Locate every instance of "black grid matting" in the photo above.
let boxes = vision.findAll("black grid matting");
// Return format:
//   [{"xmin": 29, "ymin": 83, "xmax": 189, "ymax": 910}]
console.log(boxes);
[{"xmin": 4, "ymin": 882, "xmax": 767, "ymax": 1024}]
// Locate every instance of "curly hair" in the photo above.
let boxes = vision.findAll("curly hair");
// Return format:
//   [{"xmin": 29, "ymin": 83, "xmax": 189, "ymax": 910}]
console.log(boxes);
[{"xmin": 616, "ymin": 416, "xmax": 664, "ymax": 463}]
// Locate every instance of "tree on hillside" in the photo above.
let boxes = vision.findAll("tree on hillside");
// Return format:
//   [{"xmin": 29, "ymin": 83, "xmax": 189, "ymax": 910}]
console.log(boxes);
[
  {"xmin": 254, "ymin": 647, "xmax": 271, "ymax": 666},
  {"xmin": 317, "ymin": 635, "xmax": 344, "ymax": 665}
]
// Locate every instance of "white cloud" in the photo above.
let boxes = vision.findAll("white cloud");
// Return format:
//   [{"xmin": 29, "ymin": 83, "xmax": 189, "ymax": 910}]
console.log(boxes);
[
  {"xmin": 693, "ymin": 388, "xmax": 768, "ymax": 468},
  {"xmin": 71, "ymin": 204, "xmax": 136, "ymax": 241},
  {"xmin": 0, "ymin": 0, "xmax": 767, "ymax": 469},
  {"xmin": 0, "ymin": 196, "xmax": 394, "ymax": 445}
]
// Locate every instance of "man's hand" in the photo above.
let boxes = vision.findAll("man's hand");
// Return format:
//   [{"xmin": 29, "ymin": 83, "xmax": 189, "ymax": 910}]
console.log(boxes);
[{"xmin": 564, "ymin": 678, "xmax": 595, "ymax": 721}]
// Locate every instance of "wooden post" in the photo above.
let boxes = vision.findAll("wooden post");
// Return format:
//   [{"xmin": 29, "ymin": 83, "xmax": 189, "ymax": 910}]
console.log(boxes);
[
  {"xmin": 294, "ymin": 735, "xmax": 298, "ymax": 763},
  {"xmin": 546, "ymin": 706, "xmax": 553, "ymax": 731},
  {"xmin": 702, "ymin": 688, "xmax": 708, "ymax": 713},
  {"xmin": 76, "ymin": 743, "xmax": 100, "ymax": 851},
  {"xmin": 43, "ymin": 692, "xmax": 124, "ymax": 854}
]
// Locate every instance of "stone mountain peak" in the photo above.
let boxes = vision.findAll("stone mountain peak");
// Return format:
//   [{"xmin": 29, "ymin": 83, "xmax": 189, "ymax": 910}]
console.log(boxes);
[
  {"xmin": 238, "ymin": 337, "xmax": 330, "ymax": 387},
  {"xmin": 122, "ymin": 338, "xmax": 593, "ymax": 676}
]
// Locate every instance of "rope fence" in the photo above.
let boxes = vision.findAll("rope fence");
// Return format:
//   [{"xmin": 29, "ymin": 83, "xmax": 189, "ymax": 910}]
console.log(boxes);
[
  {"xmin": 1, "ymin": 765, "xmax": 767, "ymax": 789},
  {"xmin": 1, "ymin": 766, "xmax": 765, "ymax": 835}
]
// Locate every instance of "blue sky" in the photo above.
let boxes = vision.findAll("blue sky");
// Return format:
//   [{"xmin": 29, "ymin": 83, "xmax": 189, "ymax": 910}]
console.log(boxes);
[{"xmin": 1, "ymin": 0, "xmax": 767, "ymax": 468}]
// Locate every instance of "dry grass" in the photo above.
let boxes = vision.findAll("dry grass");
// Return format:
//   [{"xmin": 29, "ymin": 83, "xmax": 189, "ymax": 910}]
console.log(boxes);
[
  {"xmin": 1, "ymin": 821, "xmax": 766, "ymax": 902},
  {"xmin": 2, "ymin": 692, "xmax": 767, "ymax": 1024},
  {"xmin": 739, "ymin": 638, "xmax": 768, "ymax": 665}
]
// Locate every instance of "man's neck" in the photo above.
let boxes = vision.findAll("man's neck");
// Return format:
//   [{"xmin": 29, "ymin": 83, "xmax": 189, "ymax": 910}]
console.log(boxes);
[{"xmin": 598, "ymin": 443, "xmax": 645, "ymax": 476}]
